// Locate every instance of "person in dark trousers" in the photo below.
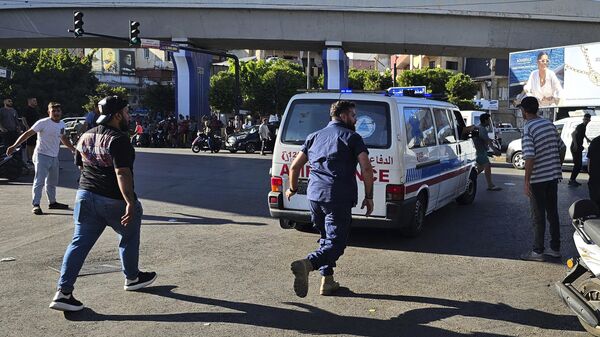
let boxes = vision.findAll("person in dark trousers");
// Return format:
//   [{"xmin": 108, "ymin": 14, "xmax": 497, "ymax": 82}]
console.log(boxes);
[
  {"xmin": 519, "ymin": 96, "xmax": 565, "ymax": 262},
  {"xmin": 22, "ymin": 97, "xmax": 40, "ymax": 164},
  {"xmin": 587, "ymin": 135, "xmax": 600, "ymax": 209},
  {"xmin": 258, "ymin": 117, "xmax": 271, "ymax": 155},
  {"xmin": 286, "ymin": 100, "xmax": 374, "ymax": 297},
  {"xmin": 49, "ymin": 96, "xmax": 156, "ymax": 312},
  {"xmin": 0, "ymin": 98, "xmax": 21, "ymax": 146},
  {"xmin": 569, "ymin": 113, "xmax": 592, "ymax": 186}
]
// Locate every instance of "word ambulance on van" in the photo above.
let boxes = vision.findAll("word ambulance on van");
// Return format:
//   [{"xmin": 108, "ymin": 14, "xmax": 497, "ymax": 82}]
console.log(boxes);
[{"xmin": 268, "ymin": 91, "xmax": 479, "ymax": 237}]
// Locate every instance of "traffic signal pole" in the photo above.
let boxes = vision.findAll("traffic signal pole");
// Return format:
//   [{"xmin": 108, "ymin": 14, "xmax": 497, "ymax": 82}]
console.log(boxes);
[{"xmin": 67, "ymin": 12, "xmax": 242, "ymax": 115}]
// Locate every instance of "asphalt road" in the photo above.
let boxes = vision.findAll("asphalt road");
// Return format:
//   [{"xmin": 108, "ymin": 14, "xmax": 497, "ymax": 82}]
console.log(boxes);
[{"xmin": 0, "ymin": 147, "xmax": 593, "ymax": 337}]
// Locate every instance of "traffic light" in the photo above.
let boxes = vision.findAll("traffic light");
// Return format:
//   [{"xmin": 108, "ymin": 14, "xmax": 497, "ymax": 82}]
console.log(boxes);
[
  {"xmin": 73, "ymin": 11, "xmax": 84, "ymax": 37},
  {"xmin": 129, "ymin": 21, "xmax": 140, "ymax": 46}
]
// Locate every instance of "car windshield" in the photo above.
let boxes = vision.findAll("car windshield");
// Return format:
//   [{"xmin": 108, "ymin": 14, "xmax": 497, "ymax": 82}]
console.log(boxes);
[{"xmin": 280, "ymin": 99, "xmax": 390, "ymax": 148}]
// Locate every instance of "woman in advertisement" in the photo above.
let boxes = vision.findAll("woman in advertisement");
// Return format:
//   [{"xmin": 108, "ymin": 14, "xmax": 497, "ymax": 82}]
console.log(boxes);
[{"xmin": 523, "ymin": 51, "xmax": 563, "ymax": 107}]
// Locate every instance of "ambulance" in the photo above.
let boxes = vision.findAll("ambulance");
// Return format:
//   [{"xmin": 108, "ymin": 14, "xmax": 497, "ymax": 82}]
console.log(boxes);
[{"xmin": 267, "ymin": 92, "xmax": 478, "ymax": 237}]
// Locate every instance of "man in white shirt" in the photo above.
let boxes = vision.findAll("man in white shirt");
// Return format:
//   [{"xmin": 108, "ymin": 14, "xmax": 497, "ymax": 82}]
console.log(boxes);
[{"xmin": 6, "ymin": 102, "xmax": 76, "ymax": 215}]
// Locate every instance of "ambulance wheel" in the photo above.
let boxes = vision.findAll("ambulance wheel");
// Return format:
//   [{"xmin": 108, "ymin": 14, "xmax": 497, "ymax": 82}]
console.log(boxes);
[
  {"xmin": 402, "ymin": 193, "xmax": 427, "ymax": 237},
  {"xmin": 294, "ymin": 222, "xmax": 317, "ymax": 233},
  {"xmin": 456, "ymin": 171, "xmax": 477, "ymax": 205},
  {"xmin": 279, "ymin": 218, "xmax": 295, "ymax": 229}
]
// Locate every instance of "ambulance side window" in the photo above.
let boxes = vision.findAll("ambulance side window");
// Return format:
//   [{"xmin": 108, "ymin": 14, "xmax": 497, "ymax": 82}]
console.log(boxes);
[
  {"xmin": 433, "ymin": 108, "xmax": 457, "ymax": 144},
  {"xmin": 404, "ymin": 107, "xmax": 437, "ymax": 149}
]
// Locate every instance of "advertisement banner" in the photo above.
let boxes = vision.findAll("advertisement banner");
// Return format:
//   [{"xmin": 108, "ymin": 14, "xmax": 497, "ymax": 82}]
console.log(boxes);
[
  {"xmin": 119, "ymin": 50, "xmax": 136, "ymax": 76},
  {"xmin": 88, "ymin": 49, "xmax": 103, "ymax": 73},
  {"xmin": 101, "ymin": 48, "xmax": 119, "ymax": 74},
  {"xmin": 510, "ymin": 41, "xmax": 600, "ymax": 108}
]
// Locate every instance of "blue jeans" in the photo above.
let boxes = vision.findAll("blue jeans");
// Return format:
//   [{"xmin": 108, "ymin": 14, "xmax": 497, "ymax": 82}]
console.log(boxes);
[
  {"xmin": 307, "ymin": 200, "xmax": 352, "ymax": 276},
  {"xmin": 57, "ymin": 190, "xmax": 143, "ymax": 293},
  {"xmin": 32, "ymin": 153, "xmax": 59, "ymax": 206}
]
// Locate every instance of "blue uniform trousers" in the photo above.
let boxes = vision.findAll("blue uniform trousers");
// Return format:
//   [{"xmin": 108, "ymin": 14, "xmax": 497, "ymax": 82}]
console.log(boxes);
[{"xmin": 307, "ymin": 200, "xmax": 352, "ymax": 276}]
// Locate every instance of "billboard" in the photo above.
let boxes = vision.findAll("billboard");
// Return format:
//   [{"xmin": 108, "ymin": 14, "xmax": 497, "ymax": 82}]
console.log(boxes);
[
  {"xmin": 509, "ymin": 42, "xmax": 600, "ymax": 108},
  {"xmin": 119, "ymin": 50, "xmax": 136, "ymax": 76}
]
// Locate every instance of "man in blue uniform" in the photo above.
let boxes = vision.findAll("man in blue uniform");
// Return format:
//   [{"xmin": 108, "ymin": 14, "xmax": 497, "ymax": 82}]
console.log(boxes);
[{"xmin": 286, "ymin": 100, "xmax": 374, "ymax": 297}]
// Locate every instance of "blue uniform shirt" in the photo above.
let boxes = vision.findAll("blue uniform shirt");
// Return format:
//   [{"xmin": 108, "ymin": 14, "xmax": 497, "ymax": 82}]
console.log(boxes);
[{"xmin": 301, "ymin": 120, "xmax": 369, "ymax": 206}]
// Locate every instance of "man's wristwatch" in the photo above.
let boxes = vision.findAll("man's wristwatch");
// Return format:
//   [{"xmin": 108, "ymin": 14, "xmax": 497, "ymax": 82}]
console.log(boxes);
[{"xmin": 288, "ymin": 188, "xmax": 297, "ymax": 193}]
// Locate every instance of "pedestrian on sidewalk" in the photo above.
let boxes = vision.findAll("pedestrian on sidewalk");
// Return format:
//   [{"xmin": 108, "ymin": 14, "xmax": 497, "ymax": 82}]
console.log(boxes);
[
  {"xmin": 0, "ymin": 98, "xmax": 22, "ymax": 146},
  {"xmin": 518, "ymin": 96, "xmax": 565, "ymax": 262},
  {"xmin": 49, "ymin": 96, "xmax": 156, "ymax": 312},
  {"xmin": 473, "ymin": 113, "xmax": 502, "ymax": 191},
  {"xmin": 259, "ymin": 117, "xmax": 271, "ymax": 155},
  {"xmin": 5, "ymin": 102, "xmax": 75, "ymax": 215},
  {"xmin": 568, "ymin": 113, "xmax": 592, "ymax": 187},
  {"xmin": 587, "ymin": 135, "xmax": 600, "ymax": 208},
  {"xmin": 286, "ymin": 100, "xmax": 374, "ymax": 297}
]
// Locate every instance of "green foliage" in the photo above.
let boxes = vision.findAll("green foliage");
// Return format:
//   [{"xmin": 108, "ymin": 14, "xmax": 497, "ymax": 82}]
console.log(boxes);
[
  {"xmin": 396, "ymin": 67, "xmax": 453, "ymax": 95},
  {"xmin": 0, "ymin": 49, "xmax": 98, "ymax": 116},
  {"xmin": 83, "ymin": 83, "xmax": 128, "ymax": 112},
  {"xmin": 446, "ymin": 73, "xmax": 478, "ymax": 101},
  {"xmin": 210, "ymin": 59, "xmax": 306, "ymax": 115},
  {"xmin": 140, "ymin": 84, "xmax": 175, "ymax": 119},
  {"xmin": 451, "ymin": 99, "xmax": 478, "ymax": 110},
  {"xmin": 209, "ymin": 71, "xmax": 236, "ymax": 114},
  {"xmin": 347, "ymin": 68, "xmax": 393, "ymax": 91}
]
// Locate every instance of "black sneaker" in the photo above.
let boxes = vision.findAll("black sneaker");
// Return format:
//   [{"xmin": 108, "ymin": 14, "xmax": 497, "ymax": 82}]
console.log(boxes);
[
  {"xmin": 32, "ymin": 205, "xmax": 43, "ymax": 215},
  {"xmin": 48, "ymin": 202, "xmax": 69, "ymax": 210},
  {"xmin": 49, "ymin": 291, "xmax": 84, "ymax": 311},
  {"xmin": 124, "ymin": 271, "xmax": 157, "ymax": 291}
]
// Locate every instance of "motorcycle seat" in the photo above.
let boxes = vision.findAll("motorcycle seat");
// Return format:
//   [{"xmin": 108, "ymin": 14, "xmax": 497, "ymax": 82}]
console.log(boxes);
[{"xmin": 584, "ymin": 219, "xmax": 600, "ymax": 245}]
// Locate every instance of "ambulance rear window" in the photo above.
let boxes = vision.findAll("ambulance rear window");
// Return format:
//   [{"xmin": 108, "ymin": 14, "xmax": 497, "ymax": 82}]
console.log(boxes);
[{"xmin": 281, "ymin": 99, "xmax": 390, "ymax": 148}]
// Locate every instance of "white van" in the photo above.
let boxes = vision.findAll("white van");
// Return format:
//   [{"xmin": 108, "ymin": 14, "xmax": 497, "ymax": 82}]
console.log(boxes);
[
  {"xmin": 267, "ymin": 92, "xmax": 478, "ymax": 237},
  {"xmin": 460, "ymin": 110, "xmax": 498, "ymax": 140}
]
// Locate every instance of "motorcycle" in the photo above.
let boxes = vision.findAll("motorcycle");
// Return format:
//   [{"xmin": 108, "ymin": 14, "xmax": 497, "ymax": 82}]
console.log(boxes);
[
  {"xmin": 191, "ymin": 132, "xmax": 221, "ymax": 153},
  {"xmin": 556, "ymin": 199, "xmax": 600, "ymax": 335},
  {"xmin": 0, "ymin": 145, "xmax": 27, "ymax": 181}
]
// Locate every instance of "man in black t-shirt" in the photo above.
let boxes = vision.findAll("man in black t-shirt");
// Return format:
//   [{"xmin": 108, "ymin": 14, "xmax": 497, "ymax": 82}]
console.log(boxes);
[
  {"xmin": 49, "ymin": 96, "xmax": 156, "ymax": 312},
  {"xmin": 22, "ymin": 97, "xmax": 39, "ymax": 163},
  {"xmin": 569, "ymin": 113, "xmax": 592, "ymax": 186},
  {"xmin": 587, "ymin": 136, "xmax": 600, "ymax": 208}
]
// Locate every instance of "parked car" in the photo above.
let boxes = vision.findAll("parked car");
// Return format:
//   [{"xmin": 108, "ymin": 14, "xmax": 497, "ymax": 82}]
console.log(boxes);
[
  {"xmin": 506, "ymin": 116, "xmax": 600, "ymax": 169},
  {"xmin": 225, "ymin": 125, "xmax": 277, "ymax": 154}
]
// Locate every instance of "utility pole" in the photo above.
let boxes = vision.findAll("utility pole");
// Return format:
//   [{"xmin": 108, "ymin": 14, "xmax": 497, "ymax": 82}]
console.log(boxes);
[{"xmin": 306, "ymin": 51, "xmax": 311, "ymax": 89}]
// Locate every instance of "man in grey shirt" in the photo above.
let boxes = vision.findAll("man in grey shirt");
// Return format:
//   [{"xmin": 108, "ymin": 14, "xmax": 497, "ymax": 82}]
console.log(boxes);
[{"xmin": 0, "ymin": 98, "xmax": 21, "ymax": 146}]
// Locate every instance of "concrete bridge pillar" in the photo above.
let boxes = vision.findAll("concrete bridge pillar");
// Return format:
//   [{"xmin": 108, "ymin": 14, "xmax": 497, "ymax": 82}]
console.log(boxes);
[
  {"xmin": 172, "ymin": 42, "xmax": 212, "ymax": 120},
  {"xmin": 322, "ymin": 41, "xmax": 349, "ymax": 90}
]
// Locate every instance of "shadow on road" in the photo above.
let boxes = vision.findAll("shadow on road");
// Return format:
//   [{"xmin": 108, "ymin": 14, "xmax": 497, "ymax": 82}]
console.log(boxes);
[
  {"xmin": 142, "ymin": 212, "xmax": 267, "ymax": 227},
  {"xmin": 64, "ymin": 285, "xmax": 581, "ymax": 336}
]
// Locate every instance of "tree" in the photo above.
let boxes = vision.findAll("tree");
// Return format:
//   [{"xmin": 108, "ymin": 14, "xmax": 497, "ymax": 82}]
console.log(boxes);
[
  {"xmin": 0, "ymin": 49, "xmax": 98, "ymax": 117},
  {"xmin": 396, "ymin": 67, "xmax": 453, "ymax": 96},
  {"xmin": 83, "ymin": 83, "xmax": 128, "ymax": 113},
  {"xmin": 209, "ymin": 71, "xmax": 236, "ymax": 114},
  {"xmin": 141, "ymin": 84, "xmax": 175, "ymax": 119},
  {"xmin": 210, "ymin": 59, "xmax": 305, "ymax": 116},
  {"xmin": 446, "ymin": 73, "xmax": 478, "ymax": 109}
]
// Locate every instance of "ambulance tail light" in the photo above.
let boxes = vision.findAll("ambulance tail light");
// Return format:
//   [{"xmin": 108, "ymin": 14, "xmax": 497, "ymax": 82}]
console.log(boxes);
[
  {"xmin": 271, "ymin": 176, "xmax": 283, "ymax": 192},
  {"xmin": 386, "ymin": 184, "xmax": 405, "ymax": 201}
]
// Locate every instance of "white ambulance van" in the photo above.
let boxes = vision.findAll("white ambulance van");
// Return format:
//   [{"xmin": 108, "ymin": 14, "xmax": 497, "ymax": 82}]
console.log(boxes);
[{"xmin": 267, "ymin": 92, "xmax": 478, "ymax": 237}]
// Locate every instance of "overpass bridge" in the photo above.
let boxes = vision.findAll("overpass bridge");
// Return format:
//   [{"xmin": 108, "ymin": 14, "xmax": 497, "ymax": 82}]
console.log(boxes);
[{"xmin": 1, "ymin": 0, "xmax": 600, "ymax": 117}]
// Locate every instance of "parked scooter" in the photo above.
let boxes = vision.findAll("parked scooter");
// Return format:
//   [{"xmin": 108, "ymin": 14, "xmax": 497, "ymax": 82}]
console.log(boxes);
[
  {"xmin": 556, "ymin": 199, "xmax": 600, "ymax": 335},
  {"xmin": 191, "ymin": 131, "xmax": 222, "ymax": 153},
  {"xmin": 0, "ymin": 145, "xmax": 26, "ymax": 181}
]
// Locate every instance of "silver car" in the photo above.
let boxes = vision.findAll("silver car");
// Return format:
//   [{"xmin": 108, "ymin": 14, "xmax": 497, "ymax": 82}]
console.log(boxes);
[{"xmin": 506, "ymin": 138, "xmax": 588, "ymax": 170}]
